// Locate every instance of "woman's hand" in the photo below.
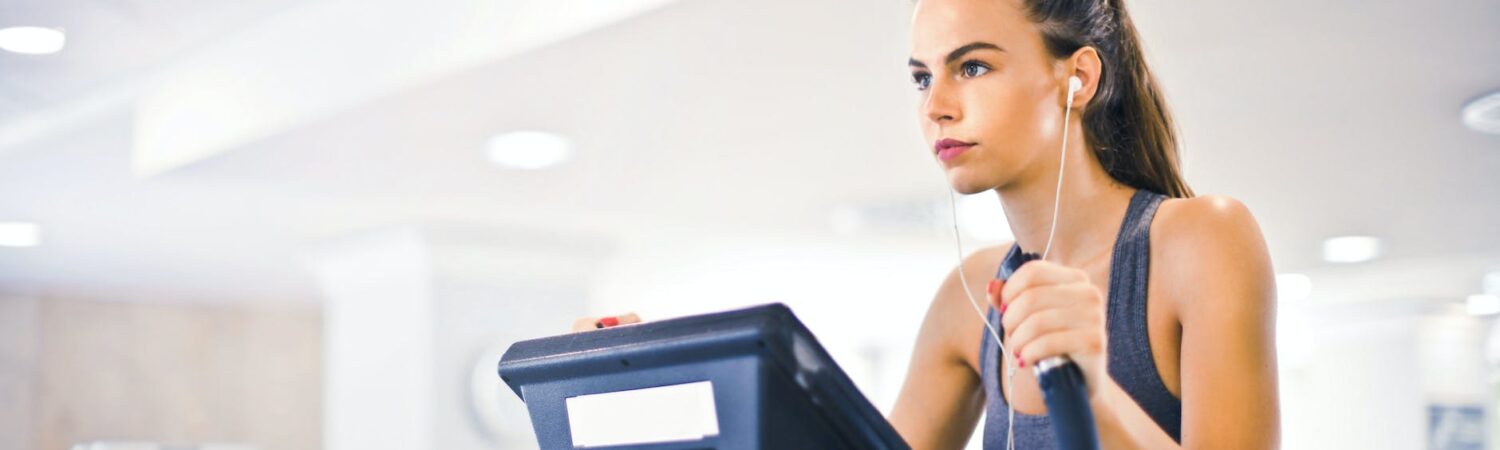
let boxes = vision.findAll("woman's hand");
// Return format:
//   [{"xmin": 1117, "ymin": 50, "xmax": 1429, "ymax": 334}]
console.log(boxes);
[
  {"xmin": 988, "ymin": 260, "xmax": 1110, "ymax": 398},
  {"xmin": 569, "ymin": 312, "xmax": 643, "ymax": 332}
]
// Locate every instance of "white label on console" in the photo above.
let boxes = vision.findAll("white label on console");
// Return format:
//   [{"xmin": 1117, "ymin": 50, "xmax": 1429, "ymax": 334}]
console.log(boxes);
[{"xmin": 565, "ymin": 380, "xmax": 720, "ymax": 447}]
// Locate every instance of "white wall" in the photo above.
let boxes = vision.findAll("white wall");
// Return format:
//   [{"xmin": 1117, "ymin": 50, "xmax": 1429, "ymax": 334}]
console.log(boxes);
[
  {"xmin": 0, "ymin": 294, "xmax": 321, "ymax": 450},
  {"xmin": 316, "ymin": 229, "xmax": 435, "ymax": 450},
  {"xmin": 1277, "ymin": 298, "xmax": 1496, "ymax": 450},
  {"xmin": 315, "ymin": 225, "xmax": 600, "ymax": 450},
  {"xmin": 591, "ymin": 227, "xmax": 957, "ymax": 412},
  {"xmin": 0, "ymin": 295, "xmax": 38, "ymax": 450}
]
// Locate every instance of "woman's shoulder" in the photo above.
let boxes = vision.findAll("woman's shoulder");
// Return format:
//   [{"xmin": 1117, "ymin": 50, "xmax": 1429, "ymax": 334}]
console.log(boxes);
[
  {"xmin": 930, "ymin": 242, "xmax": 1012, "ymax": 312},
  {"xmin": 906, "ymin": 243, "xmax": 1014, "ymax": 376},
  {"xmin": 1152, "ymin": 194, "xmax": 1265, "ymax": 256},
  {"xmin": 925, "ymin": 242, "xmax": 1013, "ymax": 372},
  {"xmin": 1149, "ymin": 194, "xmax": 1274, "ymax": 311},
  {"xmin": 957, "ymin": 242, "xmax": 1014, "ymax": 284}
]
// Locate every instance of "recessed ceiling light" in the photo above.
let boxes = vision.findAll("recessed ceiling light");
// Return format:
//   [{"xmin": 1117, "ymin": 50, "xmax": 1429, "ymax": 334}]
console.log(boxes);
[
  {"xmin": 0, "ymin": 26, "xmax": 65, "ymax": 55},
  {"xmin": 1463, "ymin": 90, "xmax": 1500, "ymax": 135},
  {"xmin": 0, "ymin": 222, "xmax": 40, "ymax": 247},
  {"xmin": 1321, "ymin": 235, "xmax": 1381, "ymax": 263},
  {"xmin": 485, "ymin": 130, "xmax": 573, "ymax": 170},
  {"xmin": 1467, "ymin": 294, "xmax": 1500, "ymax": 316},
  {"xmin": 1275, "ymin": 273, "xmax": 1312, "ymax": 302}
]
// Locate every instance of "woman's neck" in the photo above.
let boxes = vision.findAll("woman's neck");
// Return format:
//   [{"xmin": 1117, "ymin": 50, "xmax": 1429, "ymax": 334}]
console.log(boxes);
[{"xmin": 995, "ymin": 139, "xmax": 1136, "ymax": 267}]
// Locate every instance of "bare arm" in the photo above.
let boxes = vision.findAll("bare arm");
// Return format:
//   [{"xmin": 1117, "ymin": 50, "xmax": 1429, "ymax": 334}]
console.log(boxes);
[
  {"xmin": 1169, "ymin": 196, "xmax": 1280, "ymax": 449},
  {"xmin": 1091, "ymin": 196, "xmax": 1280, "ymax": 449},
  {"xmin": 889, "ymin": 247, "xmax": 1006, "ymax": 450}
]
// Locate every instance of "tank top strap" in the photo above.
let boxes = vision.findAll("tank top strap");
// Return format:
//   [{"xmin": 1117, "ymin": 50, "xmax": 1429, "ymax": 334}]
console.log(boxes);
[
  {"xmin": 980, "ymin": 189, "xmax": 1183, "ymax": 448},
  {"xmin": 1104, "ymin": 189, "xmax": 1182, "ymax": 442}
]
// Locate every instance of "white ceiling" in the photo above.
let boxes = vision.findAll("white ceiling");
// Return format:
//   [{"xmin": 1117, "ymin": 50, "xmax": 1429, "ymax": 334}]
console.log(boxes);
[
  {"xmin": 0, "ymin": 0, "xmax": 1497, "ymax": 302},
  {"xmin": 0, "ymin": 0, "xmax": 306, "ymax": 119}
]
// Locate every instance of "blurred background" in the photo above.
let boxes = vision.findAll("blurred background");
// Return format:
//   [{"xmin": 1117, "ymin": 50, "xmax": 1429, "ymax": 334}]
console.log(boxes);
[{"xmin": 0, "ymin": 0, "xmax": 1497, "ymax": 449}]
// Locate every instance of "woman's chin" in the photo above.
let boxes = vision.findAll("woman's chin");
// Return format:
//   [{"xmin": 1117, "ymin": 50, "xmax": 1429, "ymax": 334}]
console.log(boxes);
[
  {"xmin": 948, "ymin": 179, "xmax": 996, "ymax": 195},
  {"xmin": 954, "ymin": 185, "xmax": 992, "ymax": 195},
  {"xmin": 945, "ymin": 174, "xmax": 997, "ymax": 195}
]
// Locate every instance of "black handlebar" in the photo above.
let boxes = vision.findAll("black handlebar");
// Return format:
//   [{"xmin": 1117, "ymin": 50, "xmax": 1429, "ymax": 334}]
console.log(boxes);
[{"xmin": 1003, "ymin": 251, "xmax": 1101, "ymax": 450}]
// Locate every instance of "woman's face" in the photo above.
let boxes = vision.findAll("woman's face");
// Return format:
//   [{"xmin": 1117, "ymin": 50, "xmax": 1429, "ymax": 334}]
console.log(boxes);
[{"xmin": 909, "ymin": 0, "xmax": 1066, "ymax": 194}]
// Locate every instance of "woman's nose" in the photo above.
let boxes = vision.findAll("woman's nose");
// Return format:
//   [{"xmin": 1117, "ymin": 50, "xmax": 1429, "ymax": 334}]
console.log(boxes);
[{"xmin": 923, "ymin": 82, "xmax": 961, "ymax": 124}]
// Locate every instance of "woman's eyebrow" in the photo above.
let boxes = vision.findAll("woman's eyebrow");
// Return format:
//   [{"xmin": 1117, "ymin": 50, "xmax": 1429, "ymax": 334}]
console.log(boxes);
[{"xmin": 908, "ymin": 41, "xmax": 1005, "ymax": 69}]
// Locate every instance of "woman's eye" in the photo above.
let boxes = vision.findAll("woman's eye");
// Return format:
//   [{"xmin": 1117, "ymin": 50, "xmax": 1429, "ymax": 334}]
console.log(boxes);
[
  {"xmin": 912, "ymin": 72, "xmax": 932, "ymax": 91},
  {"xmin": 961, "ymin": 61, "xmax": 990, "ymax": 78}
]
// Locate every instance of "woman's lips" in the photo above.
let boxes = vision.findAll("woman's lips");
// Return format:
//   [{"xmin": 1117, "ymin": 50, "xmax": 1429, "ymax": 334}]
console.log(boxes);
[
  {"xmin": 935, "ymin": 138, "xmax": 976, "ymax": 162},
  {"xmin": 936, "ymin": 143, "xmax": 972, "ymax": 162}
]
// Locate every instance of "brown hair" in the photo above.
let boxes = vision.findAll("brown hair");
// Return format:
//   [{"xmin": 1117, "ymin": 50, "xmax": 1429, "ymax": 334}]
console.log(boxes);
[{"xmin": 1024, "ymin": 0, "xmax": 1194, "ymax": 198}]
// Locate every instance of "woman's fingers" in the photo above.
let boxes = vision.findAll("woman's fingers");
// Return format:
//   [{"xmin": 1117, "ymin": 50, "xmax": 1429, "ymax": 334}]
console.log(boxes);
[
  {"xmin": 570, "ymin": 317, "xmax": 598, "ymax": 332},
  {"xmin": 1000, "ymin": 283, "xmax": 1099, "ymax": 333},
  {"xmin": 987, "ymin": 279, "xmax": 1004, "ymax": 308},
  {"xmin": 1014, "ymin": 329, "xmax": 1101, "ymax": 367},
  {"xmin": 998, "ymin": 261, "xmax": 1088, "ymax": 305},
  {"xmin": 1006, "ymin": 303, "xmax": 1102, "ymax": 353},
  {"xmin": 569, "ymin": 312, "xmax": 643, "ymax": 332},
  {"xmin": 996, "ymin": 280, "xmax": 1105, "ymax": 369}
]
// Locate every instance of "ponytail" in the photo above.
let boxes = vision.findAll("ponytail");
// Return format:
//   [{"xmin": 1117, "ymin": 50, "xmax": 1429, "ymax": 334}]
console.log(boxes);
[{"xmin": 1024, "ymin": 0, "xmax": 1194, "ymax": 198}]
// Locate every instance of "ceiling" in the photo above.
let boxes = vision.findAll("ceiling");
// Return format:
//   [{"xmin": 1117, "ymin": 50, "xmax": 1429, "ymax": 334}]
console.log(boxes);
[
  {"xmin": 0, "ymin": 0, "xmax": 305, "ymax": 120},
  {"xmin": 0, "ymin": 0, "xmax": 1497, "ymax": 303}
]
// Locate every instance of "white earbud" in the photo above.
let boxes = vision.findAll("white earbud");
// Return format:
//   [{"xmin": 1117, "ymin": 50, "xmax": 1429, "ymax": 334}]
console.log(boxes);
[{"xmin": 1040, "ymin": 75, "xmax": 1083, "ymax": 260}]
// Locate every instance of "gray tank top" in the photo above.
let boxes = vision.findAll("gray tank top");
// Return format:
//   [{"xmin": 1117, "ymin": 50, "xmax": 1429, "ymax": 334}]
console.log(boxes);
[{"xmin": 980, "ymin": 189, "xmax": 1182, "ymax": 448}]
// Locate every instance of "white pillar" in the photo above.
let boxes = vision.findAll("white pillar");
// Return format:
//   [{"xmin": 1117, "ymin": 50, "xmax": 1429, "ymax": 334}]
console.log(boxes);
[
  {"xmin": 313, "ymin": 225, "xmax": 608, "ymax": 450},
  {"xmin": 314, "ymin": 229, "xmax": 435, "ymax": 450},
  {"xmin": 0, "ymin": 295, "xmax": 39, "ymax": 450}
]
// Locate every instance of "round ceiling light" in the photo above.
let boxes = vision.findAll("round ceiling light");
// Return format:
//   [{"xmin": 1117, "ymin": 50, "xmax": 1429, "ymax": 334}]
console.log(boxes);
[
  {"xmin": 0, "ymin": 222, "xmax": 40, "ymax": 247},
  {"xmin": 1462, "ymin": 90, "xmax": 1500, "ymax": 135},
  {"xmin": 1321, "ymin": 235, "xmax": 1382, "ymax": 263},
  {"xmin": 0, "ymin": 26, "xmax": 65, "ymax": 55},
  {"xmin": 1467, "ymin": 294, "xmax": 1500, "ymax": 316},
  {"xmin": 485, "ymin": 130, "xmax": 574, "ymax": 170}
]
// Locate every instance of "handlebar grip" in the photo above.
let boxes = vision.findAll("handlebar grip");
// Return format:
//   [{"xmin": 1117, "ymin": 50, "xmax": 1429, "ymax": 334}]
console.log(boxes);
[{"xmin": 1035, "ymin": 356, "xmax": 1100, "ymax": 450}]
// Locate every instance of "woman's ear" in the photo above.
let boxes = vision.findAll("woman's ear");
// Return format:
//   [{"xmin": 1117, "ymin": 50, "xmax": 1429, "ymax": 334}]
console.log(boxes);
[{"xmin": 1066, "ymin": 47, "xmax": 1104, "ymax": 107}]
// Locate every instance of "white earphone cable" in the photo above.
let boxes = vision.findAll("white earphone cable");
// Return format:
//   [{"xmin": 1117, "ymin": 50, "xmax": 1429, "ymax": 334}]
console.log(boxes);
[
  {"xmin": 949, "ymin": 189, "xmax": 1018, "ymax": 450},
  {"xmin": 942, "ymin": 76, "xmax": 1078, "ymax": 449},
  {"xmin": 930, "ymin": 75, "xmax": 1020, "ymax": 449},
  {"xmin": 1041, "ymin": 78, "xmax": 1078, "ymax": 261}
]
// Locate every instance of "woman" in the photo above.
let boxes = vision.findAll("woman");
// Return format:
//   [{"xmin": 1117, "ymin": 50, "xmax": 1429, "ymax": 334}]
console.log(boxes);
[{"xmin": 578, "ymin": 0, "xmax": 1281, "ymax": 448}]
